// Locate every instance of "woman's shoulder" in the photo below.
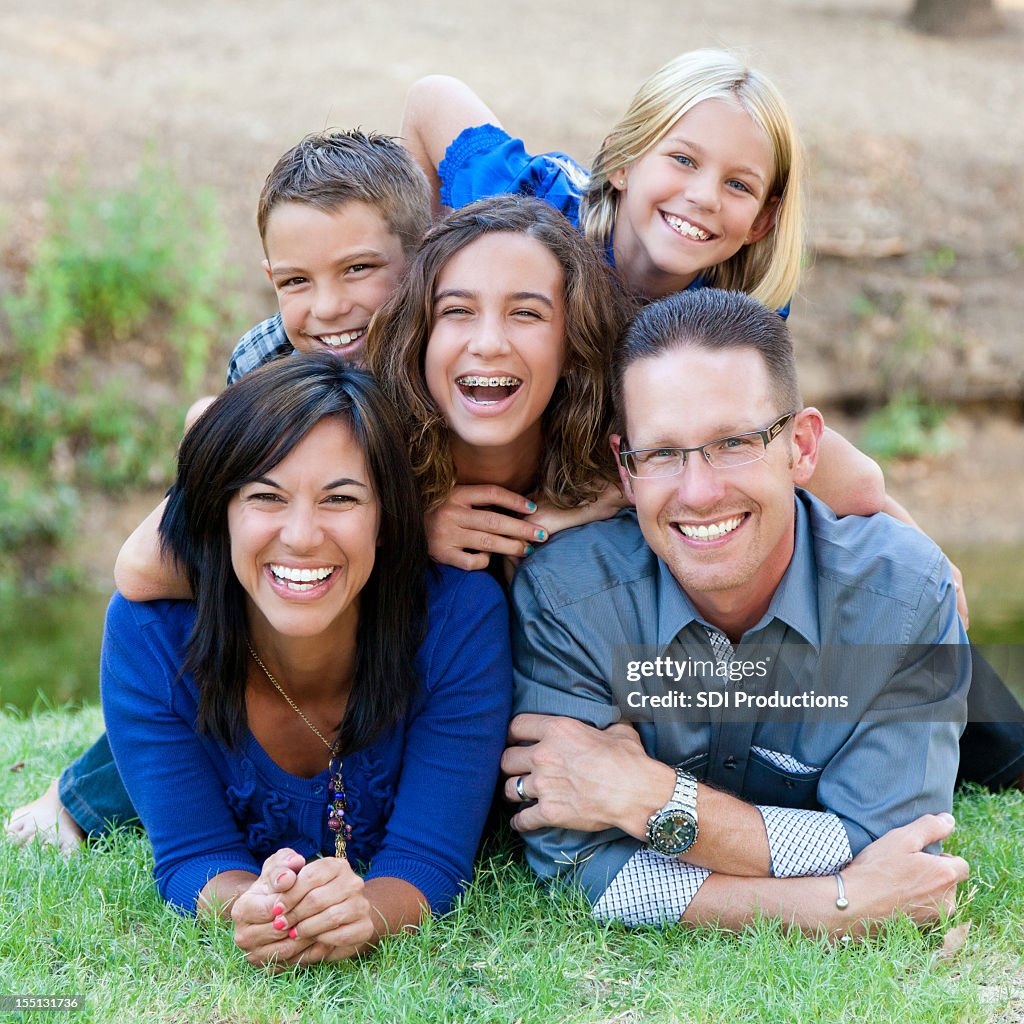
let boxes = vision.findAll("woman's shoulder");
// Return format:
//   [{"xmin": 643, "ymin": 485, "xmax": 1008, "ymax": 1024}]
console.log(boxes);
[
  {"xmin": 106, "ymin": 593, "xmax": 196, "ymax": 664},
  {"xmin": 424, "ymin": 563, "xmax": 506, "ymax": 620},
  {"xmin": 108, "ymin": 592, "xmax": 194, "ymax": 629},
  {"xmin": 108, "ymin": 591, "xmax": 194, "ymax": 628},
  {"xmin": 418, "ymin": 565, "xmax": 510, "ymax": 684}
]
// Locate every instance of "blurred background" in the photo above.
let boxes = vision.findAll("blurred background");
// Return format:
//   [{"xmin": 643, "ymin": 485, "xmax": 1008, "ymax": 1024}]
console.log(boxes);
[{"xmin": 1, "ymin": 0, "xmax": 1021, "ymax": 709}]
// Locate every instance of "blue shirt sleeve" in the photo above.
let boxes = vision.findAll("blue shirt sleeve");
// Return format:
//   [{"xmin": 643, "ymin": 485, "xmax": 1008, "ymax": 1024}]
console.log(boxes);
[
  {"xmin": 100, "ymin": 595, "xmax": 262, "ymax": 913},
  {"xmin": 438, "ymin": 124, "xmax": 586, "ymax": 227},
  {"xmin": 364, "ymin": 567, "xmax": 512, "ymax": 914},
  {"xmin": 815, "ymin": 551, "xmax": 969, "ymax": 855}
]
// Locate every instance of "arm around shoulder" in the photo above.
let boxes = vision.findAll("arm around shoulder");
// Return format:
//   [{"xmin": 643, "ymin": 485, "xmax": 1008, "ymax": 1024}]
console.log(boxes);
[
  {"xmin": 401, "ymin": 75, "xmax": 503, "ymax": 216},
  {"xmin": 804, "ymin": 426, "xmax": 886, "ymax": 517},
  {"xmin": 113, "ymin": 497, "xmax": 191, "ymax": 601}
]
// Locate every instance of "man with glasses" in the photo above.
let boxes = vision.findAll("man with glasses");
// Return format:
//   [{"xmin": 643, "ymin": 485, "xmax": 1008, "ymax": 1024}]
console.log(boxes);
[{"xmin": 502, "ymin": 288, "xmax": 970, "ymax": 935}]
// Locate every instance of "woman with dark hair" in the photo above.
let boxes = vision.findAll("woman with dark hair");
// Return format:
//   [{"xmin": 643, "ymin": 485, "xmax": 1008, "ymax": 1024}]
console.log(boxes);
[
  {"xmin": 4, "ymin": 195, "xmax": 628, "ymax": 854},
  {"xmin": 100, "ymin": 353, "xmax": 511, "ymax": 968},
  {"xmin": 367, "ymin": 194, "xmax": 636, "ymax": 571}
]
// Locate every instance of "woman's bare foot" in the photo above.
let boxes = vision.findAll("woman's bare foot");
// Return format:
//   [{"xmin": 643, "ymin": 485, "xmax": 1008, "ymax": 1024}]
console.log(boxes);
[{"xmin": 4, "ymin": 779, "xmax": 85, "ymax": 855}]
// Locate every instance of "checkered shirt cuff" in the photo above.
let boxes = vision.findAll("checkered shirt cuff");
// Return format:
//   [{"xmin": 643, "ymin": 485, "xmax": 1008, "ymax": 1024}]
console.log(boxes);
[
  {"xmin": 592, "ymin": 848, "xmax": 711, "ymax": 927},
  {"xmin": 757, "ymin": 804, "xmax": 852, "ymax": 878}
]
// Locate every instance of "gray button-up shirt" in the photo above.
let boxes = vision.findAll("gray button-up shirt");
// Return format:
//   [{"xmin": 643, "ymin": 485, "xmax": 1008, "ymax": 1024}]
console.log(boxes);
[{"xmin": 510, "ymin": 491, "xmax": 969, "ymax": 904}]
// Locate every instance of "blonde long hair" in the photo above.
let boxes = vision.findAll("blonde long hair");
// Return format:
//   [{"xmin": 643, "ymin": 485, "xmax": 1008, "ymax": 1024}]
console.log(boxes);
[{"xmin": 579, "ymin": 49, "xmax": 804, "ymax": 311}]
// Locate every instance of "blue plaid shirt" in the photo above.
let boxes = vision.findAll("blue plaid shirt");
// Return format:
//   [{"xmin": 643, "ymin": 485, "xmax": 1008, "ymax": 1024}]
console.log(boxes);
[{"xmin": 226, "ymin": 313, "xmax": 293, "ymax": 386}]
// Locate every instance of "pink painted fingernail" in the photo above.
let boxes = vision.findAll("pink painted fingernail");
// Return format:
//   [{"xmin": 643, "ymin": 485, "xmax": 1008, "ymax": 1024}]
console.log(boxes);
[
  {"xmin": 288, "ymin": 927, "xmax": 298, "ymax": 939},
  {"xmin": 273, "ymin": 916, "xmax": 287, "ymax": 931},
  {"xmin": 272, "ymin": 902, "xmax": 284, "ymax": 916}
]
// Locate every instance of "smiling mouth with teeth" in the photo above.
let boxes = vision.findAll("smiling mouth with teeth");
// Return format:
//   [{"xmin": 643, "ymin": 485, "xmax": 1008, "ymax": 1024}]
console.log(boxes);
[
  {"xmin": 675, "ymin": 514, "xmax": 746, "ymax": 541},
  {"xmin": 313, "ymin": 327, "xmax": 366, "ymax": 349},
  {"xmin": 662, "ymin": 213, "xmax": 714, "ymax": 242},
  {"xmin": 455, "ymin": 375, "xmax": 523, "ymax": 405},
  {"xmin": 269, "ymin": 563, "xmax": 336, "ymax": 591}
]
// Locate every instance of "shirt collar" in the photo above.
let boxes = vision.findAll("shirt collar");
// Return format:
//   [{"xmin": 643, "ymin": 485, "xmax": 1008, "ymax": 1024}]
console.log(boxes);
[
  {"xmin": 653, "ymin": 491, "xmax": 820, "ymax": 652},
  {"xmin": 753, "ymin": 492, "xmax": 820, "ymax": 650}
]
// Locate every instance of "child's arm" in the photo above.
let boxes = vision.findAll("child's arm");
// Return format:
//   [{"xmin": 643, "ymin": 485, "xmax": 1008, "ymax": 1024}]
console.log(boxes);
[
  {"xmin": 807, "ymin": 427, "xmax": 968, "ymax": 624},
  {"xmin": 113, "ymin": 498, "xmax": 192, "ymax": 602},
  {"xmin": 401, "ymin": 76, "xmax": 503, "ymax": 217},
  {"xmin": 426, "ymin": 485, "xmax": 544, "ymax": 571},
  {"xmin": 804, "ymin": 426, "xmax": 887, "ymax": 517},
  {"xmin": 113, "ymin": 397, "xmax": 213, "ymax": 602},
  {"xmin": 527, "ymin": 481, "xmax": 630, "ymax": 537}
]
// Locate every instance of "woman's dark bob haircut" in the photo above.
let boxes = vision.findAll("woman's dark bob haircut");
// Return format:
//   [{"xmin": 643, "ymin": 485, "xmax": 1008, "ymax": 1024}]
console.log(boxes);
[{"xmin": 159, "ymin": 353, "xmax": 429, "ymax": 751}]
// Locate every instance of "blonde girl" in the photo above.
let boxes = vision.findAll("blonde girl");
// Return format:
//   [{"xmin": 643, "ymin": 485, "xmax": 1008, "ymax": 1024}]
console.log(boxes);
[{"xmin": 402, "ymin": 49, "xmax": 800, "ymax": 310}]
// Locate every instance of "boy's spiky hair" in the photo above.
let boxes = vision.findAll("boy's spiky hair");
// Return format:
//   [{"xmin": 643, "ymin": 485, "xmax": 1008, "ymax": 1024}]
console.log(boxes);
[{"xmin": 257, "ymin": 129, "xmax": 431, "ymax": 255}]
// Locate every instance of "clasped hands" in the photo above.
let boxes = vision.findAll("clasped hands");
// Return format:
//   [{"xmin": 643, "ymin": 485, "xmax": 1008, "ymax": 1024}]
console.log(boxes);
[{"xmin": 231, "ymin": 849, "xmax": 374, "ymax": 970}]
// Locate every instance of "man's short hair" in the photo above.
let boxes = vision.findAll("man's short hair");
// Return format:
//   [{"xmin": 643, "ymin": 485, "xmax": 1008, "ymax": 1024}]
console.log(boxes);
[
  {"xmin": 256, "ymin": 129, "xmax": 431, "ymax": 256},
  {"xmin": 612, "ymin": 288, "xmax": 802, "ymax": 432}
]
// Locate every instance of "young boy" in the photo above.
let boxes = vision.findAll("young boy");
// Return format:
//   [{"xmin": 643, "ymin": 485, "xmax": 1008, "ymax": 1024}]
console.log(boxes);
[
  {"xmin": 229, "ymin": 128, "xmax": 430, "ymax": 378},
  {"xmin": 5, "ymin": 129, "xmax": 431, "ymax": 852}
]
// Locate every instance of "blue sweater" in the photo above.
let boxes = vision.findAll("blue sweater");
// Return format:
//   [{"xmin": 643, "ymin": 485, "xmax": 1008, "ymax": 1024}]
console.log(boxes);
[{"xmin": 100, "ymin": 565, "xmax": 512, "ymax": 915}]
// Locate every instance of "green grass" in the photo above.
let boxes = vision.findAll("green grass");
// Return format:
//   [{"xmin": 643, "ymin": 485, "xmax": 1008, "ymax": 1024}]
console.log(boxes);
[{"xmin": 2, "ymin": 708, "xmax": 1022, "ymax": 1023}]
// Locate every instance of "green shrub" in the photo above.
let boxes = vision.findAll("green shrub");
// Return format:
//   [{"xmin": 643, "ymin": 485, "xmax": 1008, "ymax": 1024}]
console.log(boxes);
[
  {"xmin": 861, "ymin": 391, "xmax": 957, "ymax": 461},
  {"xmin": 0, "ymin": 152, "xmax": 233, "ymax": 594},
  {"xmin": 3, "ymin": 155, "xmax": 231, "ymax": 390}
]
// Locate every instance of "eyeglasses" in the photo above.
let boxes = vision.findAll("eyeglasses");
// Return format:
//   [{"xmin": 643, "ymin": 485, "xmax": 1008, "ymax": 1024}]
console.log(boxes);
[{"xmin": 618, "ymin": 412, "xmax": 797, "ymax": 479}]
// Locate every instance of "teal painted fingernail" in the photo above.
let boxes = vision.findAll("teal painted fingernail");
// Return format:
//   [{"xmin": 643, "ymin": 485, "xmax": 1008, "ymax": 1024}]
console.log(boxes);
[
  {"xmin": 526, "ymin": 500, "xmax": 537, "ymax": 512},
  {"xmin": 524, "ymin": 545, "xmax": 535, "ymax": 556},
  {"xmin": 535, "ymin": 529, "xmax": 547, "ymax": 541}
]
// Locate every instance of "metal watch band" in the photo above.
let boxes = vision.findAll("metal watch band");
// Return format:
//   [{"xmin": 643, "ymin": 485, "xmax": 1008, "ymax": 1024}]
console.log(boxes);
[
  {"xmin": 667, "ymin": 767, "xmax": 698, "ymax": 813},
  {"xmin": 645, "ymin": 767, "xmax": 699, "ymax": 855}
]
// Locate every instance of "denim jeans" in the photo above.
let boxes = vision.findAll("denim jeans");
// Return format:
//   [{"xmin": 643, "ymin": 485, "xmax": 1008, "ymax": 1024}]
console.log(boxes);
[
  {"xmin": 957, "ymin": 645, "xmax": 1024, "ymax": 790},
  {"xmin": 58, "ymin": 733, "xmax": 139, "ymax": 837}
]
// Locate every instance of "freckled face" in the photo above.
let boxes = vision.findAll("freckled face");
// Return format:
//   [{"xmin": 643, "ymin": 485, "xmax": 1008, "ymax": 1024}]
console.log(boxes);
[
  {"xmin": 227, "ymin": 417, "xmax": 379, "ymax": 643},
  {"xmin": 424, "ymin": 232, "xmax": 566, "ymax": 466},
  {"xmin": 263, "ymin": 201, "xmax": 407, "ymax": 366},
  {"xmin": 611, "ymin": 99, "xmax": 778, "ymax": 299}
]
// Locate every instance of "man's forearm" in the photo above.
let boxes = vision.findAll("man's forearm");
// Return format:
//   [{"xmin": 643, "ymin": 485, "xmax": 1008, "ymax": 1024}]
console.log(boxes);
[
  {"xmin": 505, "ymin": 716, "xmax": 775, "ymax": 877},
  {"xmin": 681, "ymin": 812, "xmax": 966, "ymax": 936},
  {"xmin": 607, "ymin": 756, "xmax": 771, "ymax": 877},
  {"xmin": 682, "ymin": 870, "xmax": 852, "ymax": 934}
]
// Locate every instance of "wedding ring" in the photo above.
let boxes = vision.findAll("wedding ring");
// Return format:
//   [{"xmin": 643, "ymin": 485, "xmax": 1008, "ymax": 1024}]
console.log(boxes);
[{"xmin": 515, "ymin": 775, "xmax": 527, "ymax": 801}]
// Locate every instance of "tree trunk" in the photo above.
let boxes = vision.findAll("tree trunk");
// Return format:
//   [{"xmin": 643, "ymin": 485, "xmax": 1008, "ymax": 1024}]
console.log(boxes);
[{"xmin": 908, "ymin": 0, "xmax": 1002, "ymax": 35}]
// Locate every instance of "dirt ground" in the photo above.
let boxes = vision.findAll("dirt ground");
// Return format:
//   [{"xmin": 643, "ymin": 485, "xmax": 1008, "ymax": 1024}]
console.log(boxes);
[{"xmin": 2, "ymin": 0, "xmax": 1023, "ymax": 560}]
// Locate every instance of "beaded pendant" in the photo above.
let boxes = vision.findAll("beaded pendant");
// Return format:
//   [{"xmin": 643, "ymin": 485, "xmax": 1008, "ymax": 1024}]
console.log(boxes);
[{"xmin": 326, "ymin": 754, "xmax": 352, "ymax": 860}]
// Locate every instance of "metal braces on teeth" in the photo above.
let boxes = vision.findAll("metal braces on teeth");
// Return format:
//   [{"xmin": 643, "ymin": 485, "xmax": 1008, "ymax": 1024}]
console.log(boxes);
[{"xmin": 458, "ymin": 376, "xmax": 521, "ymax": 387}]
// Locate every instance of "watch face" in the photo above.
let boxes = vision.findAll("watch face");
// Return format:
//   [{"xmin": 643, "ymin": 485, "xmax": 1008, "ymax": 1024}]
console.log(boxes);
[{"xmin": 651, "ymin": 810, "xmax": 698, "ymax": 855}]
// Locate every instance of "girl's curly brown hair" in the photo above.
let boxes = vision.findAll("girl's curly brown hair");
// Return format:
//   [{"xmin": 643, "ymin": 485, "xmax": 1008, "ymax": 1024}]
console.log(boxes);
[{"xmin": 367, "ymin": 195, "xmax": 635, "ymax": 511}]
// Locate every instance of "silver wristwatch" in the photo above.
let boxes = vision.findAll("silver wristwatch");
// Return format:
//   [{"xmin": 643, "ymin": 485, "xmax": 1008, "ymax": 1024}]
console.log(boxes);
[{"xmin": 645, "ymin": 768, "xmax": 699, "ymax": 855}]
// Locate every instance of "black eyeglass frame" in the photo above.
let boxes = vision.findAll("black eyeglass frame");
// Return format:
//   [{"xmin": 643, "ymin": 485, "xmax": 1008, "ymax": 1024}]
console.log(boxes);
[{"xmin": 618, "ymin": 411, "xmax": 798, "ymax": 479}]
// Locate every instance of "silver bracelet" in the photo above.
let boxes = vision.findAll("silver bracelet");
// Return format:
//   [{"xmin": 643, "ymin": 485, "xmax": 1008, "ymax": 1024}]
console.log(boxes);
[{"xmin": 834, "ymin": 872, "xmax": 849, "ymax": 911}]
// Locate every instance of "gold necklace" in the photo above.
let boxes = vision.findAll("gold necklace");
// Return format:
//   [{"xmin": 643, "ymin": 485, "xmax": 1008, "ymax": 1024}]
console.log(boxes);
[{"xmin": 247, "ymin": 641, "xmax": 351, "ymax": 859}]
